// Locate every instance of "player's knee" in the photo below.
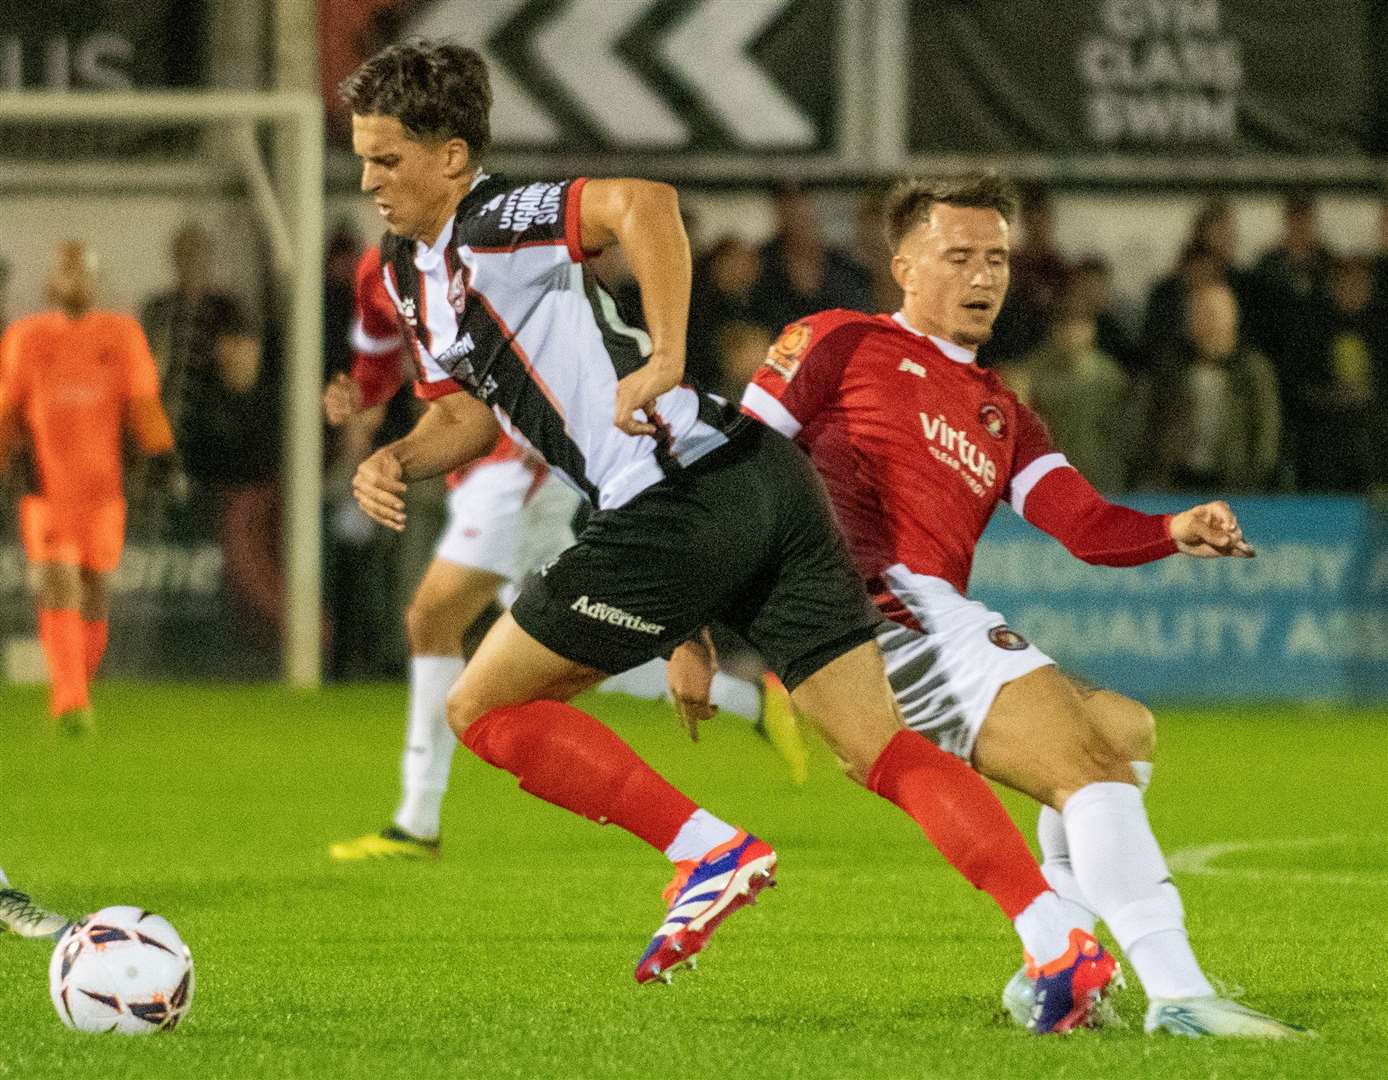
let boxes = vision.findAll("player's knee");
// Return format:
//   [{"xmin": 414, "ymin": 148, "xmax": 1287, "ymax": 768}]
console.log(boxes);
[
  {"xmin": 445, "ymin": 689, "xmax": 485, "ymax": 743},
  {"xmin": 405, "ymin": 595, "xmax": 461, "ymax": 654}
]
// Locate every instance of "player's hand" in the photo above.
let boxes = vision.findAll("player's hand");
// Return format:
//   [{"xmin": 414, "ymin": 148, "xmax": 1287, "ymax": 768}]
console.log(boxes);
[
  {"xmin": 323, "ymin": 373, "xmax": 364, "ymax": 426},
  {"xmin": 667, "ymin": 629, "xmax": 719, "ymax": 741},
  {"xmin": 614, "ymin": 353, "xmax": 682, "ymax": 436},
  {"xmin": 353, "ymin": 447, "xmax": 408, "ymax": 532},
  {"xmin": 1170, "ymin": 500, "xmax": 1255, "ymax": 558}
]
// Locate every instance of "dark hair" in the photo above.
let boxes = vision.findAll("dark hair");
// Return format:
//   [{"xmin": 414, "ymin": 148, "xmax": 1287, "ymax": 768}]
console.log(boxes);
[
  {"xmin": 339, "ymin": 40, "xmax": 492, "ymax": 155},
  {"xmin": 882, "ymin": 172, "xmax": 1020, "ymax": 251}
]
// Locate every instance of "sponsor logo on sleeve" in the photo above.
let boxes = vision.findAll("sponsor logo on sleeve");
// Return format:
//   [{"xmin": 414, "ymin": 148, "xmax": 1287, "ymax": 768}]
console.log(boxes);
[
  {"xmin": 765, "ymin": 321, "xmax": 812, "ymax": 380},
  {"xmin": 987, "ymin": 625, "xmax": 1029, "ymax": 651}
]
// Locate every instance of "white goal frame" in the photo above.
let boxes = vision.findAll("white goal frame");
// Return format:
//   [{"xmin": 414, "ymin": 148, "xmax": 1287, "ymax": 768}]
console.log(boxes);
[{"xmin": 0, "ymin": 90, "xmax": 326, "ymax": 688}]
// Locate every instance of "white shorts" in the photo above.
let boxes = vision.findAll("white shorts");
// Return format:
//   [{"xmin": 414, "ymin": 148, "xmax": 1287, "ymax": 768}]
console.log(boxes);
[
  {"xmin": 873, "ymin": 566, "xmax": 1053, "ymax": 761},
  {"xmin": 435, "ymin": 459, "xmax": 581, "ymax": 585}
]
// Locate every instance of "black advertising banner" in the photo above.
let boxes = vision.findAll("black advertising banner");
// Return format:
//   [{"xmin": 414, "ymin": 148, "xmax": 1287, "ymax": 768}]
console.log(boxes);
[
  {"xmin": 909, "ymin": 0, "xmax": 1371, "ymax": 156},
  {"xmin": 0, "ymin": 0, "xmax": 205, "ymax": 91},
  {"xmin": 322, "ymin": 0, "xmax": 838, "ymax": 152}
]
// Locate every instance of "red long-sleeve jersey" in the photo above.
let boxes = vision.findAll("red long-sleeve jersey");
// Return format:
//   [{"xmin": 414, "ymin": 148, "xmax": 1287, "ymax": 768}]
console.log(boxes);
[{"xmin": 741, "ymin": 309, "xmax": 1176, "ymax": 623}]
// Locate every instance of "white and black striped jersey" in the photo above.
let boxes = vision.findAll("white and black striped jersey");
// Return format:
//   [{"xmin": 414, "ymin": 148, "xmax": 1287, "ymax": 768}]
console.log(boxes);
[{"xmin": 378, "ymin": 174, "xmax": 745, "ymax": 509}]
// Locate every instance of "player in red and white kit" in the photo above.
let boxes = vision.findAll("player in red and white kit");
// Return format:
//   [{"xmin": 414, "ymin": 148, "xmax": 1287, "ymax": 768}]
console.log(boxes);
[
  {"xmin": 328, "ymin": 247, "xmax": 770, "ymax": 861},
  {"xmin": 738, "ymin": 175, "xmax": 1305, "ymax": 1039}
]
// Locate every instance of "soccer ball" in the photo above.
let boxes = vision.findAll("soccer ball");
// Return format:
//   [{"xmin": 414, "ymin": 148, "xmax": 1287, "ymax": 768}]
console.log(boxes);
[{"xmin": 48, "ymin": 906, "xmax": 194, "ymax": 1034}]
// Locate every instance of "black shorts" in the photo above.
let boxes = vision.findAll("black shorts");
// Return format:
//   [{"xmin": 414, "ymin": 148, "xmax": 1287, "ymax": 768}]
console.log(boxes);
[{"xmin": 509, "ymin": 423, "xmax": 879, "ymax": 691}]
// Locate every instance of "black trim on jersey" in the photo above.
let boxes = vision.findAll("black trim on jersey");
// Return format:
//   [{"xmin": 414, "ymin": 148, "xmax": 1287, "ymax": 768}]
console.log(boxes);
[
  {"xmin": 382, "ymin": 231, "xmax": 430, "ymax": 378},
  {"xmin": 458, "ymin": 174, "xmax": 568, "ymax": 249}
]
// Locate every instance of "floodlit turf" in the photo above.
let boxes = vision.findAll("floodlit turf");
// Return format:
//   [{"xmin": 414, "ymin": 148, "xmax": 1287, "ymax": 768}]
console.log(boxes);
[{"xmin": 1, "ymin": 683, "xmax": 1384, "ymax": 1079}]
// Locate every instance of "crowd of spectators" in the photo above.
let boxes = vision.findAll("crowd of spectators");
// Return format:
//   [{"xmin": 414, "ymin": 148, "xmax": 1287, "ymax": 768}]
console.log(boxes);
[
  {"xmin": 4, "ymin": 186, "xmax": 1387, "ymax": 677},
  {"xmin": 637, "ymin": 185, "xmax": 1388, "ymax": 496}
]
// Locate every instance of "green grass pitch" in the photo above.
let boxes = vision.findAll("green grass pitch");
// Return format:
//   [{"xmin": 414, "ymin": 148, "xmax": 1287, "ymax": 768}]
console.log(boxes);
[{"xmin": 1, "ymin": 683, "xmax": 1384, "ymax": 1079}]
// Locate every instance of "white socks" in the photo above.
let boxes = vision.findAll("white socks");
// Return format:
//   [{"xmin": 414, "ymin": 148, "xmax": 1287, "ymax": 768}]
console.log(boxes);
[
  {"xmin": 392, "ymin": 655, "xmax": 466, "ymax": 841},
  {"xmin": 1061, "ymin": 779, "xmax": 1214, "ymax": 1000},
  {"xmin": 664, "ymin": 809, "xmax": 739, "ymax": 864},
  {"xmin": 1014, "ymin": 891, "xmax": 1083, "ymax": 967},
  {"xmin": 597, "ymin": 659, "xmax": 762, "ymax": 721}
]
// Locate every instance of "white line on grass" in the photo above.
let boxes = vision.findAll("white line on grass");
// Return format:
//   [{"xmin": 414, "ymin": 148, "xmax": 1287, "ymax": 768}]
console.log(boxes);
[{"xmin": 1168, "ymin": 834, "xmax": 1388, "ymax": 887}]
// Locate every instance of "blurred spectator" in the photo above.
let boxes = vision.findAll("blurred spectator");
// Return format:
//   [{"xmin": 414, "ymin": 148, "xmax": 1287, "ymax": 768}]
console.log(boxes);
[
  {"xmin": 1250, "ymin": 190, "xmax": 1338, "ymax": 487},
  {"xmin": 748, "ymin": 185, "xmax": 873, "ymax": 334},
  {"xmin": 1298, "ymin": 255, "xmax": 1383, "ymax": 492},
  {"xmin": 688, "ymin": 236, "xmax": 761, "ymax": 392},
  {"xmin": 1374, "ymin": 195, "xmax": 1388, "ymax": 311},
  {"xmin": 854, "ymin": 187, "xmax": 900, "ymax": 312},
  {"xmin": 1068, "ymin": 256, "xmax": 1139, "ymax": 374},
  {"xmin": 985, "ymin": 184, "xmax": 1070, "ymax": 364},
  {"xmin": 140, "ymin": 224, "xmax": 269, "ymax": 500},
  {"xmin": 715, "ymin": 319, "xmax": 774, "ymax": 397},
  {"xmin": 323, "ymin": 223, "xmax": 362, "ymax": 382},
  {"xmin": 1003, "ymin": 289, "xmax": 1136, "ymax": 493},
  {"xmin": 1146, "ymin": 282, "xmax": 1281, "ymax": 492},
  {"xmin": 1141, "ymin": 197, "xmax": 1260, "ymax": 366}
]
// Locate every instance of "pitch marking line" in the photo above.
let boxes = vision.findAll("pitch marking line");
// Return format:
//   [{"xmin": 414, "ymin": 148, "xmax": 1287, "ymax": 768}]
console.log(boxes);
[{"xmin": 1168, "ymin": 833, "xmax": 1388, "ymax": 887}]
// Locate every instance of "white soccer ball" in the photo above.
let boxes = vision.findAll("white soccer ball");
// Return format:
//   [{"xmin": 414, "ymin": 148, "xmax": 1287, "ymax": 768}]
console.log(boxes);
[{"xmin": 48, "ymin": 906, "xmax": 194, "ymax": 1034}]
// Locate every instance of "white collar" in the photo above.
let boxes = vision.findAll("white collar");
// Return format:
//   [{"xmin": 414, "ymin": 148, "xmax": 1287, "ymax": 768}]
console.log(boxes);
[
  {"xmin": 415, "ymin": 174, "xmax": 489, "ymax": 267},
  {"xmin": 892, "ymin": 312, "xmax": 976, "ymax": 364}
]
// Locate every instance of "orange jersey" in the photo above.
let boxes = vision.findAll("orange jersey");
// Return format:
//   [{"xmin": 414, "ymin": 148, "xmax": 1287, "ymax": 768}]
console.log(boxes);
[{"xmin": 0, "ymin": 310, "xmax": 165, "ymax": 505}]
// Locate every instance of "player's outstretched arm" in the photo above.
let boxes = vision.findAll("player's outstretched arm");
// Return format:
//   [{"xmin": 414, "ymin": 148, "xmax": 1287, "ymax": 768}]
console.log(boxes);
[
  {"xmin": 578, "ymin": 179, "xmax": 690, "ymax": 436},
  {"xmin": 1169, "ymin": 500, "xmax": 1256, "ymax": 559},
  {"xmin": 353, "ymin": 391, "xmax": 499, "ymax": 531}
]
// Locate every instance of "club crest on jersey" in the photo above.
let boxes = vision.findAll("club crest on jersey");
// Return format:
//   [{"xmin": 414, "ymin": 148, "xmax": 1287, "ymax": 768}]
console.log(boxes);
[
  {"xmin": 988, "ymin": 625, "xmax": 1029, "ymax": 651},
  {"xmin": 766, "ymin": 321, "xmax": 812, "ymax": 380},
  {"xmin": 979, "ymin": 403, "xmax": 1007, "ymax": 439}
]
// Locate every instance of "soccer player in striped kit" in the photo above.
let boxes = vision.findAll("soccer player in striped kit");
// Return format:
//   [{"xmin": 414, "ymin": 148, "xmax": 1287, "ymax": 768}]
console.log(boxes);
[
  {"xmin": 339, "ymin": 41, "xmax": 1117, "ymax": 1029},
  {"xmin": 326, "ymin": 248, "xmax": 780, "ymax": 861}
]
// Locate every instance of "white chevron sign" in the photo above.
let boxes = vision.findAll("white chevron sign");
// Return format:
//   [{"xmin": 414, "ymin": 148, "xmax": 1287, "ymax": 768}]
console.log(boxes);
[{"xmin": 401, "ymin": 0, "xmax": 819, "ymax": 150}]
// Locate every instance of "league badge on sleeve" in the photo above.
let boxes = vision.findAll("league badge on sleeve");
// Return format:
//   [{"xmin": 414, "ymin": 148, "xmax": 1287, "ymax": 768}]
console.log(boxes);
[
  {"xmin": 765, "ymin": 322, "xmax": 813, "ymax": 381},
  {"xmin": 987, "ymin": 625, "xmax": 1029, "ymax": 651}
]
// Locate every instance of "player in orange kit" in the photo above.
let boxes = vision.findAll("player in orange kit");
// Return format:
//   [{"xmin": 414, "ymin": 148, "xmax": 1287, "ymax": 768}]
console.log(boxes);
[{"xmin": 0, "ymin": 241, "xmax": 176, "ymax": 732}]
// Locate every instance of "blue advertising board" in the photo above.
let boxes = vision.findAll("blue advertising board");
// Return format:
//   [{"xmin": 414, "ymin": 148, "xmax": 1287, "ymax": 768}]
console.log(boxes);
[{"xmin": 970, "ymin": 496, "xmax": 1388, "ymax": 702}]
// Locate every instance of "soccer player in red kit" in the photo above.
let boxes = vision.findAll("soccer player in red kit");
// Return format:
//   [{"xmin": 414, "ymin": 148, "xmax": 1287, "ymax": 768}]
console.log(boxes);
[
  {"xmin": 738, "ymin": 174, "xmax": 1306, "ymax": 1039},
  {"xmin": 0, "ymin": 242, "xmax": 175, "ymax": 732}
]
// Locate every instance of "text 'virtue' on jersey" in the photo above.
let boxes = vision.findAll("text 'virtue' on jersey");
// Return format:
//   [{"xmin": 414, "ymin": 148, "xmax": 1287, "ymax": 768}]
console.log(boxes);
[
  {"xmin": 376, "ymin": 175, "xmax": 745, "ymax": 510},
  {"xmin": 741, "ymin": 309, "xmax": 1176, "ymax": 625}
]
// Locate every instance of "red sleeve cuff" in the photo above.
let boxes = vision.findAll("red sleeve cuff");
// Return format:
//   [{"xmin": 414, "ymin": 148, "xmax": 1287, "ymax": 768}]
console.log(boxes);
[{"xmin": 564, "ymin": 177, "xmax": 595, "ymax": 263}]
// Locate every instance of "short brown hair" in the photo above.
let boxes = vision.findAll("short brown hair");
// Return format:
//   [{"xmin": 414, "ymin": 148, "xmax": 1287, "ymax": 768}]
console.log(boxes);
[
  {"xmin": 339, "ymin": 40, "xmax": 492, "ymax": 155},
  {"xmin": 883, "ymin": 173, "xmax": 1020, "ymax": 251}
]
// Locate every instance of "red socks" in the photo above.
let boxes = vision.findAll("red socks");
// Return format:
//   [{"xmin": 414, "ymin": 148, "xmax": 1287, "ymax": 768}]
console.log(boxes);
[
  {"xmin": 461, "ymin": 700, "xmax": 699, "ymax": 853},
  {"xmin": 83, "ymin": 618, "xmax": 108, "ymax": 680},
  {"xmin": 868, "ymin": 729, "xmax": 1048, "ymax": 919},
  {"xmin": 38, "ymin": 607, "xmax": 88, "ymax": 716}
]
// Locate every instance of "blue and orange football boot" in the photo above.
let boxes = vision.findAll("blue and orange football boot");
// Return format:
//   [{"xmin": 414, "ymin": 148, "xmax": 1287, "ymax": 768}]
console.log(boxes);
[
  {"xmin": 1027, "ymin": 929, "xmax": 1123, "ymax": 1034},
  {"xmin": 634, "ymin": 832, "xmax": 777, "ymax": 985}
]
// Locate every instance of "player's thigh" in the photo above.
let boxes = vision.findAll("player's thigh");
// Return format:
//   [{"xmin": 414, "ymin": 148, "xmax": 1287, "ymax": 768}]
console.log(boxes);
[
  {"xmin": 79, "ymin": 500, "xmax": 125, "ymax": 577},
  {"xmin": 974, "ymin": 664, "xmax": 1135, "ymax": 809},
  {"xmin": 407, "ymin": 557, "xmax": 504, "ymax": 652},
  {"xmin": 789, "ymin": 639, "xmax": 904, "ymax": 782},
  {"xmin": 445, "ymin": 611, "xmax": 608, "ymax": 735},
  {"xmin": 1065, "ymin": 675, "xmax": 1157, "ymax": 764},
  {"xmin": 20, "ymin": 498, "xmax": 81, "ymax": 608}
]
